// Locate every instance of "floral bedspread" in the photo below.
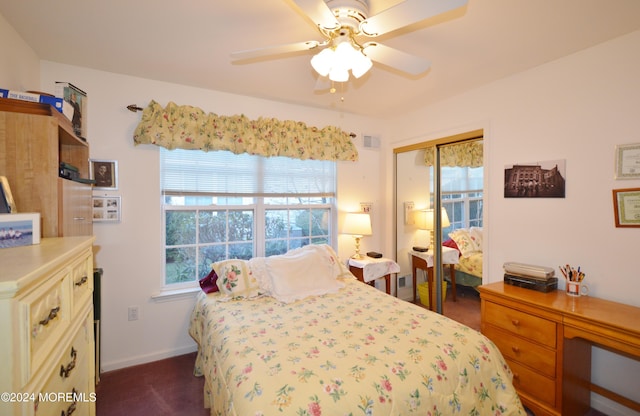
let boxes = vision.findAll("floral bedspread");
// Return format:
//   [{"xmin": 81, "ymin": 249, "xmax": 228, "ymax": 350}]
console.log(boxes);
[
  {"xmin": 189, "ymin": 278, "xmax": 524, "ymax": 416},
  {"xmin": 456, "ymin": 251, "xmax": 483, "ymax": 279}
]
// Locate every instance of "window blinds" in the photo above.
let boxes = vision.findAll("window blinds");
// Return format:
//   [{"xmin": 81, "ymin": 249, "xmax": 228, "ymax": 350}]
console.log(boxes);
[{"xmin": 160, "ymin": 148, "xmax": 336, "ymax": 196}]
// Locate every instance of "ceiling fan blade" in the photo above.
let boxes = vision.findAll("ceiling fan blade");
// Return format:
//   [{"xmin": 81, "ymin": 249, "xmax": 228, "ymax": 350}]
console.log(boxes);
[
  {"xmin": 231, "ymin": 40, "xmax": 323, "ymax": 60},
  {"xmin": 360, "ymin": 0, "xmax": 468, "ymax": 36},
  {"xmin": 362, "ymin": 43, "xmax": 431, "ymax": 75},
  {"xmin": 293, "ymin": 0, "xmax": 339, "ymax": 30}
]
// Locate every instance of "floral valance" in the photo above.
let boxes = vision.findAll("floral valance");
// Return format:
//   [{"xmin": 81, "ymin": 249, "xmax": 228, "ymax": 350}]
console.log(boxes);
[
  {"xmin": 424, "ymin": 140, "xmax": 483, "ymax": 167},
  {"xmin": 133, "ymin": 100, "xmax": 358, "ymax": 161}
]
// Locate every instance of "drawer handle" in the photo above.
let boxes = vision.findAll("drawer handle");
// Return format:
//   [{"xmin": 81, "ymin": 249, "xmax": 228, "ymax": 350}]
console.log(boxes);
[
  {"xmin": 60, "ymin": 388, "xmax": 77, "ymax": 416},
  {"xmin": 511, "ymin": 319, "xmax": 520, "ymax": 327},
  {"xmin": 511, "ymin": 345, "xmax": 520, "ymax": 353},
  {"xmin": 512, "ymin": 373, "xmax": 520, "ymax": 382},
  {"xmin": 39, "ymin": 306, "xmax": 61, "ymax": 326},
  {"xmin": 60, "ymin": 347, "xmax": 77, "ymax": 379},
  {"xmin": 73, "ymin": 217, "xmax": 85, "ymax": 221},
  {"xmin": 75, "ymin": 275, "xmax": 88, "ymax": 287}
]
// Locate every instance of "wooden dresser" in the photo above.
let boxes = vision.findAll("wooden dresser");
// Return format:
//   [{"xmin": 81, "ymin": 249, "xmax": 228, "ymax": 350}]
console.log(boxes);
[
  {"xmin": 0, "ymin": 236, "xmax": 96, "ymax": 416},
  {"xmin": 479, "ymin": 282, "xmax": 640, "ymax": 416}
]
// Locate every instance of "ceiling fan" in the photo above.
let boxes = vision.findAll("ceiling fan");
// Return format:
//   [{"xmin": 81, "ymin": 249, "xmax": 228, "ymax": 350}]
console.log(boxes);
[{"xmin": 231, "ymin": 0, "xmax": 468, "ymax": 83}]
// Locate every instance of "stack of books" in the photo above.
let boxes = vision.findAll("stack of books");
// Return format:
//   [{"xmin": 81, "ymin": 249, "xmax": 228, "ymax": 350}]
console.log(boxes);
[{"xmin": 503, "ymin": 262, "xmax": 557, "ymax": 292}]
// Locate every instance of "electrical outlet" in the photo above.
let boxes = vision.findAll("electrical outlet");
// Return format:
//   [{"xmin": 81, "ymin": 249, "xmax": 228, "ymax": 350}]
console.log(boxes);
[
  {"xmin": 398, "ymin": 276, "xmax": 406, "ymax": 288},
  {"xmin": 128, "ymin": 306, "xmax": 139, "ymax": 321}
]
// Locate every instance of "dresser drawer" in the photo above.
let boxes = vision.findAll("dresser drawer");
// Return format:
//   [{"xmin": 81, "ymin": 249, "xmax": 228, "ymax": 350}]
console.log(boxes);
[
  {"xmin": 484, "ymin": 301, "xmax": 557, "ymax": 348},
  {"xmin": 21, "ymin": 270, "xmax": 71, "ymax": 382},
  {"xmin": 70, "ymin": 251, "xmax": 93, "ymax": 315},
  {"xmin": 35, "ymin": 310, "xmax": 94, "ymax": 416},
  {"xmin": 507, "ymin": 359, "xmax": 557, "ymax": 408},
  {"xmin": 483, "ymin": 324, "xmax": 556, "ymax": 378}
]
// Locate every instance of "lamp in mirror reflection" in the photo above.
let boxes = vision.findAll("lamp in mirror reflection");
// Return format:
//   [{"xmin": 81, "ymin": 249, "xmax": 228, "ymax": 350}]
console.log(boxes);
[
  {"xmin": 342, "ymin": 212, "xmax": 372, "ymax": 259},
  {"xmin": 415, "ymin": 208, "xmax": 450, "ymax": 251}
]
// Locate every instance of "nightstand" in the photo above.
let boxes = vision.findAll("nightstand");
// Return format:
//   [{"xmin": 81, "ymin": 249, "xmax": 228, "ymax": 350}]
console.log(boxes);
[
  {"xmin": 348, "ymin": 257, "xmax": 400, "ymax": 295},
  {"xmin": 410, "ymin": 246, "xmax": 459, "ymax": 309}
]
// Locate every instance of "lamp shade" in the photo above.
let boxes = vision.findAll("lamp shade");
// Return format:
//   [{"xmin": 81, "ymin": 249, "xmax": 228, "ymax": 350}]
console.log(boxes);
[
  {"xmin": 342, "ymin": 212, "xmax": 372, "ymax": 236},
  {"xmin": 415, "ymin": 208, "xmax": 450, "ymax": 230}
]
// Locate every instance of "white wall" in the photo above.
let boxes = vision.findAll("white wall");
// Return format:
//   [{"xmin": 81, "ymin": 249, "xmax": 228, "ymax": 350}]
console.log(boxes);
[
  {"xmin": 0, "ymin": 14, "xmax": 40, "ymax": 91},
  {"xmin": 385, "ymin": 30, "xmax": 640, "ymax": 416}
]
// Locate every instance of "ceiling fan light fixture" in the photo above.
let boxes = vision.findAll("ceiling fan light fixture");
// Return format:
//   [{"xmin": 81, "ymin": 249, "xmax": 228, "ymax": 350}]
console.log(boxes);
[
  {"xmin": 310, "ymin": 48, "xmax": 334, "ymax": 77},
  {"xmin": 329, "ymin": 66, "xmax": 349, "ymax": 82},
  {"xmin": 351, "ymin": 51, "xmax": 372, "ymax": 78}
]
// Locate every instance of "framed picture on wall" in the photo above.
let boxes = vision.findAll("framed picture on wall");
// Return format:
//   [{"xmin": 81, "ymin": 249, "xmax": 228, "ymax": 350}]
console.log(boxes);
[
  {"xmin": 612, "ymin": 188, "xmax": 640, "ymax": 228},
  {"xmin": 92, "ymin": 196, "xmax": 121, "ymax": 223},
  {"xmin": 615, "ymin": 143, "xmax": 640, "ymax": 180},
  {"xmin": 90, "ymin": 159, "xmax": 118, "ymax": 190}
]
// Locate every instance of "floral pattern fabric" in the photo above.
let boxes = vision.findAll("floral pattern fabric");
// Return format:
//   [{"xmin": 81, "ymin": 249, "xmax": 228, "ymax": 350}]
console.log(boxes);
[
  {"xmin": 456, "ymin": 252, "xmax": 483, "ymax": 279},
  {"xmin": 133, "ymin": 100, "xmax": 359, "ymax": 161},
  {"xmin": 189, "ymin": 278, "xmax": 525, "ymax": 416},
  {"xmin": 424, "ymin": 140, "xmax": 483, "ymax": 167}
]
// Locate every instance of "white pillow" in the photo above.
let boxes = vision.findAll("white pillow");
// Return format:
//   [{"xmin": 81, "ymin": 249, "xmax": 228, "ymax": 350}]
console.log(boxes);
[{"xmin": 265, "ymin": 245, "xmax": 345, "ymax": 303}]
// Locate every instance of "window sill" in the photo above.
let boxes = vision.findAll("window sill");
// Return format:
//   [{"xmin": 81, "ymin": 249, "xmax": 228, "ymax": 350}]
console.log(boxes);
[{"xmin": 151, "ymin": 286, "xmax": 201, "ymax": 303}]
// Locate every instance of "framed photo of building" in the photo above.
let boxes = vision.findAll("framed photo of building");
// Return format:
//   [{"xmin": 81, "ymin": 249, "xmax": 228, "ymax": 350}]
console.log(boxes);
[
  {"xmin": 612, "ymin": 188, "xmax": 640, "ymax": 228},
  {"xmin": 92, "ymin": 196, "xmax": 121, "ymax": 223},
  {"xmin": 504, "ymin": 159, "xmax": 566, "ymax": 198},
  {"xmin": 90, "ymin": 159, "xmax": 118, "ymax": 190}
]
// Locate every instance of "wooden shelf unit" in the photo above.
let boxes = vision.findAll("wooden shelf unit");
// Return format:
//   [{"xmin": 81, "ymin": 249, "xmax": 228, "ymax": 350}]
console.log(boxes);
[{"xmin": 0, "ymin": 97, "xmax": 92, "ymax": 237}]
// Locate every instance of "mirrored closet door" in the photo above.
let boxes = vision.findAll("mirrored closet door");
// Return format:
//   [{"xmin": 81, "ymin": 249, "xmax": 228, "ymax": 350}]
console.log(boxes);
[{"xmin": 394, "ymin": 130, "xmax": 484, "ymax": 313}]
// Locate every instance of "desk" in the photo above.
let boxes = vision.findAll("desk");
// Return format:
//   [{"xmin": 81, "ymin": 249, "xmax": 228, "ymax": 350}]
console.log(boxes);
[
  {"xmin": 409, "ymin": 247, "xmax": 459, "ymax": 309},
  {"xmin": 348, "ymin": 257, "xmax": 400, "ymax": 295},
  {"xmin": 479, "ymin": 282, "xmax": 640, "ymax": 416}
]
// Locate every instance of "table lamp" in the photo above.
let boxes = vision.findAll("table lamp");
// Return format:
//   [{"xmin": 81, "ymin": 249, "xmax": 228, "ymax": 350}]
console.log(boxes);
[
  {"xmin": 416, "ymin": 208, "xmax": 450, "ymax": 251},
  {"xmin": 343, "ymin": 212, "xmax": 372, "ymax": 259}
]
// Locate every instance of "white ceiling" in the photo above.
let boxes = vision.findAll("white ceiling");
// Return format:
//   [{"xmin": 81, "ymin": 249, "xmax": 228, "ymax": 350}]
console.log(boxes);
[{"xmin": 1, "ymin": 0, "xmax": 639, "ymax": 118}]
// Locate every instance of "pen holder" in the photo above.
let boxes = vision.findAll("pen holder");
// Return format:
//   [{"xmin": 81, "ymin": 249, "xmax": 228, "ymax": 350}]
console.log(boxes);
[{"xmin": 566, "ymin": 280, "xmax": 588, "ymax": 297}]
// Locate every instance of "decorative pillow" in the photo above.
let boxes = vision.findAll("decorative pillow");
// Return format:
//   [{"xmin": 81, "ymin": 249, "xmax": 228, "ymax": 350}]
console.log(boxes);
[
  {"xmin": 442, "ymin": 238, "xmax": 462, "ymax": 257},
  {"xmin": 264, "ymin": 246, "xmax": 345, "ymax": 303},
  {"xmin": 198, "ymin": 268, "xmax": 219, "ymax": 294},
  {"xmin": 448, "ymin": 229, "xmax": 480, "ymax": 258},
  {"xmin": 469, "ymin": 227, "xmax": 483, "ymax": 251},
  {"xmin": 213, "ymin": 259, "xmax": 262, "ymax": 301}
]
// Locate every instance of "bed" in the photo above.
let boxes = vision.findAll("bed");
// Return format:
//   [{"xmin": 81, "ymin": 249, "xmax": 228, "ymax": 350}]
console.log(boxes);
[
  {"xmin": 445, "ymin": 227, "xmax": 483, "ymax": 289},
  {"xmin": 189, "ymin": 244, "xmax": 524, "ymax": 415}
]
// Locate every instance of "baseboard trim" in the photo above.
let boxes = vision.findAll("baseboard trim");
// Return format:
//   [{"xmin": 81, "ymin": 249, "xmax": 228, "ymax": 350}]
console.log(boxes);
[
  {"xmin": 100, "ymin": 343, "xmax": 198, "ymax": 372},
  {"xmin": 592, "ymin": 393, "xmax": 640, "ymax": 416}
]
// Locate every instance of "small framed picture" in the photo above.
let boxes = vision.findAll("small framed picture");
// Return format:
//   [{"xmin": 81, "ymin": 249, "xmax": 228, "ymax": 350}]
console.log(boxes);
[
  {"xmin": 615, "ymin": 143, "xmax": 640, "ymax": 180},
  {"xmin": 90, "ymin": 159, "xmax": 118, "ymax": 190},
  {"xmin": 612, "ymin": 188, "xmax": 640, "ymax": 228},
  {"xmin": 92, "ymin": 196, "xmax": 121, "ymax": 223},
  {"xmin": 0, "ymin": 212, "xmax": 41, "ymax": 248}
]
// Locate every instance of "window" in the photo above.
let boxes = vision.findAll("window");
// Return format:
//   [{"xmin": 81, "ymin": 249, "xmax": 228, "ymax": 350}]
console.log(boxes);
[
  {"xmin": 161, "ymin": 149, "xmax": 336, "ymax": 287},
  {"xmin": 434, "ymin": 166, "xmax": 483, "ymax": 238}
]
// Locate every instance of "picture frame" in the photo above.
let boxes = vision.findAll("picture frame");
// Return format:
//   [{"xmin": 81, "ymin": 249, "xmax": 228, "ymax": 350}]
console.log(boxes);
[
  {"xmin": 90, "ymin": 159, "xmax": 118, "ymax": 190},
  {"xmin": 0, "ymin": 212, "xmax": 40, "ymax": 248},
  {"xmin": 92, "ymin": 196, "xmax": 121, "ymax": 223},
  {"xmin": 612, "ymin": 188, "xmax": 640, "ymax": 228},
  {"xmin": 0, "ymin": 176, "xmax": 17, "ymax": 213},
  {"xmin": 615, "ymin": 143, "xmax": 640, "ymax": 180}
]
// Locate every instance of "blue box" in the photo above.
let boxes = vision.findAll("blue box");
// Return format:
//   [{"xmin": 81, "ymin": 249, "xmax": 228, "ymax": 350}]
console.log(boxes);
[{"xmin": 39, "ymin": 95, "xmax": 65, "ymax": 113}]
